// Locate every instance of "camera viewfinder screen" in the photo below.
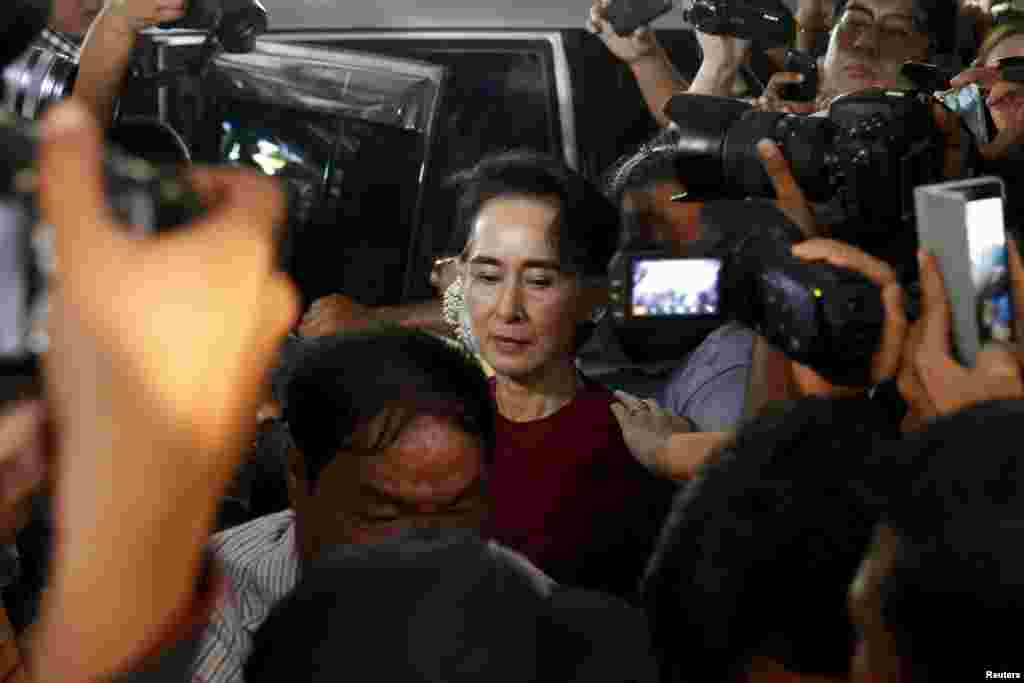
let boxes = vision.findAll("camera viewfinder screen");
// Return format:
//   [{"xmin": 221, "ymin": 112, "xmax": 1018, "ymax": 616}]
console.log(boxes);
[
  {"xmin": 631, "ymin": 258, "xmax": 721, "ymax": 317},
  {"xmin": 965, "ymin": 194, "xmax": 1012, "ymax": 343}
]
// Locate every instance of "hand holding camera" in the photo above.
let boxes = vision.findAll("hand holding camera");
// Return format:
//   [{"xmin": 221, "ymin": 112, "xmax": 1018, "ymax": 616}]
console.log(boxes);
[{"xmin": 787, "ymin": 239, "xmax": 907, "ymax": 395}]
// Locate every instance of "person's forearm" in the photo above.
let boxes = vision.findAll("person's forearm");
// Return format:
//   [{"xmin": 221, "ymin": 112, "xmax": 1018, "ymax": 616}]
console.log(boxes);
[
  {"xmin": 74, "ymin": 8, "xmax": 139, "ymax": 129},
  {"xmin": 688, "ymin": 52, "xmax": 744, "ymax": 98},
  {"xmin": 32, "ymin": 398, "xmax": 225, "ymax": 682},
  {"xmin": 629, "ymin": 49, "xmax": 691, "ymax": 128},
  {"xmin": 657, "ymin": 432, "xmax": 732, "ymax": 480},
  {"xmin": 378, "ymin": 299, "xmax": 451, "ymax": 338}
]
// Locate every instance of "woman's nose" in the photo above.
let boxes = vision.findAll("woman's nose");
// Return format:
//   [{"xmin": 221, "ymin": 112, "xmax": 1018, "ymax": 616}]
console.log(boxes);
[{"xmin": 496, "ymin": 282, "xmax": 526, "ymax": 320}]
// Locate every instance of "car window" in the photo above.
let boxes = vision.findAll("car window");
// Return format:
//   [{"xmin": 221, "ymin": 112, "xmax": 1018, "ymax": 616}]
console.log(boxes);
[{"xmin": 285, "ymin": 37, "xmax": 566, "ymax": 300}]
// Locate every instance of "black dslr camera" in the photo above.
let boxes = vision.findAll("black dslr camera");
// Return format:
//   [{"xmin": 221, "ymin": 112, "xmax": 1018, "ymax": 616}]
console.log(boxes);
[
  {"xmin": 0, "ymin": 1, "xmax": 206, "ymax": 384},
  {"xmin": 665, "ymin": 88, "xmax": 946, "ymax": 242}
]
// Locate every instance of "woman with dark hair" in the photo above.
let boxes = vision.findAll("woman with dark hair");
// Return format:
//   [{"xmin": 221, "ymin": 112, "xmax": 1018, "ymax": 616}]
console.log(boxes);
[
  {"xmin": 443, "ymin": 149, "xmax": 680, "ymax": 598},
  {"xmin": 300, "ymin": 149, "xmax": 683, "ymax": 597}
]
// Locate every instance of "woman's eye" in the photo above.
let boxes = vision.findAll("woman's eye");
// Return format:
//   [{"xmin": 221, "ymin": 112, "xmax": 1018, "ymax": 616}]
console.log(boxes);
[
  {"xmin": 528, "ymin": 280, "xmax": 552, "ymax": 288},
  {"xmin": 473, "ymin": 273, "xmax": 501, "ymax": 283}
]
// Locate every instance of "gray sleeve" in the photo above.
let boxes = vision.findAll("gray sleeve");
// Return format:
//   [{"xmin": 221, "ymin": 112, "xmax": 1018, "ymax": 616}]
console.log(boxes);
[
  {"xmin": 659, "ymin": 324, "xmax": 754, "ymax": 432},
  {"xmin": 681, "ymin": 365, "xmax": 750, "ymax": 433}
]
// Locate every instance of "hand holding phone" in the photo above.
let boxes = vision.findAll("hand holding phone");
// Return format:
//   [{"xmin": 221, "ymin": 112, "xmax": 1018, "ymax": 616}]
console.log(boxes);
[
  {"xmin": 913, "ymin": 177, "xmax": 1012, "ymax": 366},
  {"xmin": 606, "ymin": 0, "xmax": 675, "ymax": 35}
]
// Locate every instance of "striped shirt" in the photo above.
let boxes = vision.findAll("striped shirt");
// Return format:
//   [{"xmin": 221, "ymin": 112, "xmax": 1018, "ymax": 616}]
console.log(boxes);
[
  {"xmin": 189, "ymin": 510, "xmax": 555, "ymax": 683},
  {"xmin": 190, "ymin": 510, "xmax": 300, "ymax": 683}
]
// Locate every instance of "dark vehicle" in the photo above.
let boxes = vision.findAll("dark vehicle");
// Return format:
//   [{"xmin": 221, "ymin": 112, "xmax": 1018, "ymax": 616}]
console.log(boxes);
[{"xmin": 111, "ymin": 0, "xmax": 705, "ymax": 308}]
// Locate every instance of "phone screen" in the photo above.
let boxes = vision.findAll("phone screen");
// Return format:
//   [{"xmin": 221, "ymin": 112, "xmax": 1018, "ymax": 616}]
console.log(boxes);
[
  {"xmin": 631, "ymin": 258, "xmax": 720, "ymax": 318},
  {"xmin": 965, "ymin": 193, "xmax": 1013, "ymax": 343}
]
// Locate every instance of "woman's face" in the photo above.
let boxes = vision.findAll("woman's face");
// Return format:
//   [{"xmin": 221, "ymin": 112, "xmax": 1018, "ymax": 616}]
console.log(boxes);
[
  {"xmin": 985, "ymin": 34, "xmax": 1024, "ymax": 133},
  {"xmin": 462, "ymin": 195, "xmax": 585, "ymax": 383}
]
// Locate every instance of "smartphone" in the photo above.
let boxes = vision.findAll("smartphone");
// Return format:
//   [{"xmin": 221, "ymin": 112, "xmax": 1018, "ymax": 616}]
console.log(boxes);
[
  {"xmin": 914, "ymin": 177, "xmax": 1011, "ymax": 366},
  {"xmin": 630, "ymin": 257, "xmax": 721, "ymax": 318},
  {"xmin": 606, "ymin": 0, "xmax": 675, "ymax": 36}
]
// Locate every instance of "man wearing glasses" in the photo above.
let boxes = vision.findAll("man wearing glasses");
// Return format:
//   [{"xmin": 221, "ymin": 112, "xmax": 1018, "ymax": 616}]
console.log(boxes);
[{"xmin": 588, "ymin": 0, "xmax": 957, "ymax": 118}]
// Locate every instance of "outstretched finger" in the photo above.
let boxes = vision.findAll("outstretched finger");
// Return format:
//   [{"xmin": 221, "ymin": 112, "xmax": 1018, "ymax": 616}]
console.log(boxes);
[
  {"xmin": 38, "ymin": 101, "xmax": 117, "ymax": 265},
  {"xmin": 757, "ymin": 139, "xmax": 816, "ymax": 236}
]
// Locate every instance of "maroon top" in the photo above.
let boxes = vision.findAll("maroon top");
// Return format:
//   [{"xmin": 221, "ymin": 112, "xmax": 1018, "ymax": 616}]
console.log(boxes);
[{"xmin": 485, "ymin": 375, "xmax": 676, "ymax": 598}]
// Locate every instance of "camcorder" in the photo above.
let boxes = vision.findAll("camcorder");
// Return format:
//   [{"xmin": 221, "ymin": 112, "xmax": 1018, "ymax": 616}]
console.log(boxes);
[
  {"xmin": 609, "ymin": 201, "xmax": 885, "ymax": 386},
  {"xmin": 0, "ymin": 1, "xmax": 207, "ymax": 393}
]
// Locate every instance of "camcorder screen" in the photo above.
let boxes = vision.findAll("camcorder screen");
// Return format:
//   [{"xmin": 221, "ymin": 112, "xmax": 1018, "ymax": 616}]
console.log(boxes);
[
  {"xmin": 965, "ymin": 194, "xmax": 1012, "ymax": 343},
  {"xmin": 631, "ymin": 258, "xmax": 721, "ymax": 318}
]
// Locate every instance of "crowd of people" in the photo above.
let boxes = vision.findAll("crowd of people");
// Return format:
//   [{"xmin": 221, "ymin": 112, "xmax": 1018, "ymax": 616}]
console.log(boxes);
[{"xmin": 2, "ymin": 0, "xmax": 1024, "ymax": 681}]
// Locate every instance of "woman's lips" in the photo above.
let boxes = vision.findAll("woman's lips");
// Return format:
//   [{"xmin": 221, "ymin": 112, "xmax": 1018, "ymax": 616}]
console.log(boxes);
[{"xmin": 492, "ymin": 336, "xmax": 531, "ymax": 354}]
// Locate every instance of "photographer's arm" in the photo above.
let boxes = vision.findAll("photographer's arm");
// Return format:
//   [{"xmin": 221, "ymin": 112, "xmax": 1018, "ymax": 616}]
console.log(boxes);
[
  {"xmin": 299, "ymin": 296, "xmax": 451, "ymax": 339},
  {"xmin": 74, "ymin": 1, "xmax": 186, "ymax": 129},
  {"xmin": 586, "ymin": 0, "xmax": 689, "ymax": 128},
  {"xmin": 687, "ymin": 31, "xmax": 751, "ymax": 98}
]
